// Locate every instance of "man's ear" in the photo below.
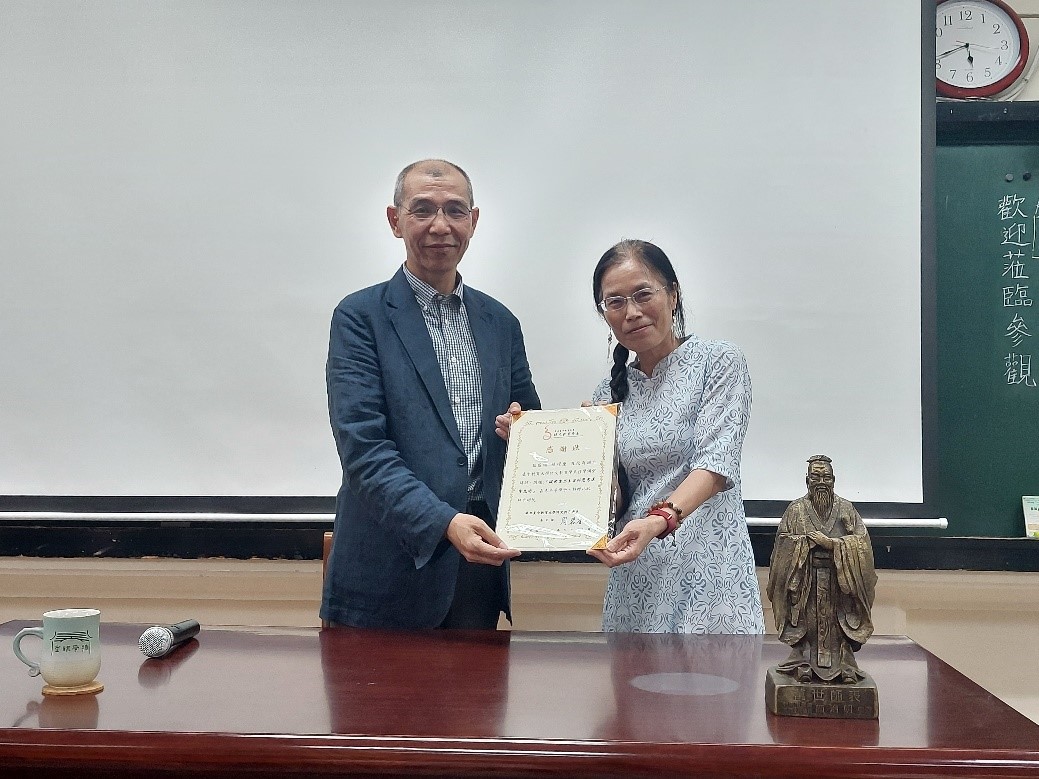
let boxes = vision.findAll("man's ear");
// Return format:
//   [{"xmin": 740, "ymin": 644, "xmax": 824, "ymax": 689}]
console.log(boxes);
[{"xmin": 387, "ymin": 205, "xmax": 402, "ymax": 238}]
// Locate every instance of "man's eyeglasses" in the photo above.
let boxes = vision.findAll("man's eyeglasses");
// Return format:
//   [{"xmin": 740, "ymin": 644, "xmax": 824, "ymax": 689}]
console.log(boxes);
[
  {"xmin": 598, "ymin": 286, "xmax": 669, "ymax": 313},
  {"xmin": 402, "ymin": 202, "xmax": 473, "ymax": 222}
]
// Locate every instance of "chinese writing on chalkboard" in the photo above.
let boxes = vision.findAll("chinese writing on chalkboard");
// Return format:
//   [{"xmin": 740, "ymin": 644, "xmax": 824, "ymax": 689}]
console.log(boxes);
[{"xmin": 999, "ymin": 193, "xmax": 1037, "ymax": 387}]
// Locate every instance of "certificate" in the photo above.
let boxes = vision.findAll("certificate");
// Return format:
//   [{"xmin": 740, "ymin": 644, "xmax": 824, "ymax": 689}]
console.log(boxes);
[{"xmin": 496, "ymin": 405, "xmax": 619, "ymax": 552}]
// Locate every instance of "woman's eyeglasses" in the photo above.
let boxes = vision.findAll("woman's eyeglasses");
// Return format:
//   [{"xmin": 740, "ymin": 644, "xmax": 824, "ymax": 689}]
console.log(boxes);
[{"xmin": 598, "ymin": 286, "xmax": 669, "ymax": 313}]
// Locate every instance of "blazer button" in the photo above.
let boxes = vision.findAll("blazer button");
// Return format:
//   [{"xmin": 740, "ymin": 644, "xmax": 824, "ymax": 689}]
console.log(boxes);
[{"xmin": 457, "ymin": 456, "xmax": 466, "ymax": 466}]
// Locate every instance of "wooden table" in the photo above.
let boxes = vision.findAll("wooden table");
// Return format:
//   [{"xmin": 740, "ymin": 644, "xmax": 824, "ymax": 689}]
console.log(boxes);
[{"xmin": 3, "ymin": 621, "xmax": 1039, "ymax": 778}]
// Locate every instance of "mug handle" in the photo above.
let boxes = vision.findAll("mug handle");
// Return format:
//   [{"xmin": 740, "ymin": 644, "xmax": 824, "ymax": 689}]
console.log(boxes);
[{"xmin": 13, "ymin": 627, "xmax": 43, "ymax": 677}]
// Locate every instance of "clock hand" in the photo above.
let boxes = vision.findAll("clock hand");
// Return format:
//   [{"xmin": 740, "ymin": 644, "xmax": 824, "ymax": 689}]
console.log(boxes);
[
  {"xmin": 959, "ymin": 41, "xmax": 1001, "ymax": 51},
  {"xmin": 937, "ymin": 42, "xmax": 969, "ymax": 60}
]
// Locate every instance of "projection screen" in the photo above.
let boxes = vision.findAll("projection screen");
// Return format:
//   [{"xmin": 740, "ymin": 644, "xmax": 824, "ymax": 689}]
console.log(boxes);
[{"xmin": 0, "ymin": 1, "xmax": 926, "ymax": 509}]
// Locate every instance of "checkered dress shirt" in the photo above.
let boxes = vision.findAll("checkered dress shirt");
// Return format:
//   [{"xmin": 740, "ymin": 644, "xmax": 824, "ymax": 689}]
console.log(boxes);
[{"xmin": 403, "ymin": 265, "xmax": 485, "ymax": 501}]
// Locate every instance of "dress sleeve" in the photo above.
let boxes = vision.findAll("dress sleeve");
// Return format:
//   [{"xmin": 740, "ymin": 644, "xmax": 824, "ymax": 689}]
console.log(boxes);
[
  {"xmin": 688, "ymin": 342, "xmax": 752, "ymax": 490},
  {"xmin": 591, "ymin": 377, "xmax": 611, "ymax": 405}
]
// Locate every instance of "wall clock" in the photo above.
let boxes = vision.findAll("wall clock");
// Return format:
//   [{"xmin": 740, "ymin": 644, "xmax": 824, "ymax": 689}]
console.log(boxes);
[{"xmin": 936, "ymin": 0, "xmax": 1030, "ymax": 98}]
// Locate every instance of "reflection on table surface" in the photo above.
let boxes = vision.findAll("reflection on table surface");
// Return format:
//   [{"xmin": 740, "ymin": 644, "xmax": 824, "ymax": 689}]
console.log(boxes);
[{"xmin": 2, "ymin": 620, "xmax": 1037, "ymax": 753}]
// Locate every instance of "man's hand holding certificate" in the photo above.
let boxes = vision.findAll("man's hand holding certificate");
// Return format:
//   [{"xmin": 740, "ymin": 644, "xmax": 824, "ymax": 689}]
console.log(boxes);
[{"xmin": 495, "ymin": 405, "xmax": 618, "ymax": 552}]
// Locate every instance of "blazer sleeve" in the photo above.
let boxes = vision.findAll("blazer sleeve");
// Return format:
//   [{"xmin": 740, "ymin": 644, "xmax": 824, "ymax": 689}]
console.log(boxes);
[{"xmin": 326, "ymin": 300, "xmax": 458, "ymax": 569}]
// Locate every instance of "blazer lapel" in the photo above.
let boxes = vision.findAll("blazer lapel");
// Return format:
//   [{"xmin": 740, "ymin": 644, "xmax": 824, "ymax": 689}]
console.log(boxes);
[
  {"xmin": 385, "ymin": 269, "xmax": 463, "ymax": 449},
  {"xmin": 466, "ymin": 291, "xmax": 502, "ymax": 428}
]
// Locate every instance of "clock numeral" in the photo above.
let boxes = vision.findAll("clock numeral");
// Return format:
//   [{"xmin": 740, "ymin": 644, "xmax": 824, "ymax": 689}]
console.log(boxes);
[
  {"xmin": 992, "ymin": 23, "xmax": 1001, "ymax": 34},
  {"xmin": 942, "ymin": 14, "xmax": 953, "ymax": 26},
  {"xmin": 985, "ymin": 67, "xmax": 992, "ymax": 78},
  {"xmin": 966, "ymin": 72, "xmax": 974, "ymax": 83},
  {"xmin": 960, "ymin": 9, "xmax": 972, "ymax": 21},
  {"xmin": 936, "ymin": 27, "xmax": 944, "ymax": 37},
  {"xmin": 949, "ymin": 69, "xmax": 957, "ymax": 79},
  {"xmin": 1002, "ymin": 40, "xmax": 1009, "ymax": 50}
]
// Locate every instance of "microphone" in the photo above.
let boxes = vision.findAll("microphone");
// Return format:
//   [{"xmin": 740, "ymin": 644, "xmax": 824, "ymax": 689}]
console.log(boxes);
[
  {"xmin": 137, "ymin": 638, "xmax": 199, "ymax": 687},
  {"xmin": 138, "ymin": 619, "xmax": 201, "ymax": 658}
]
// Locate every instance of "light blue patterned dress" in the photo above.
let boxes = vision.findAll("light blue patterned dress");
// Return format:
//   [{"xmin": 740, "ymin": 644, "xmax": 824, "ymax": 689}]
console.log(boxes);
[{"xmin": 592, "ymin": 335, "xmax": 764, "ymax": 634}]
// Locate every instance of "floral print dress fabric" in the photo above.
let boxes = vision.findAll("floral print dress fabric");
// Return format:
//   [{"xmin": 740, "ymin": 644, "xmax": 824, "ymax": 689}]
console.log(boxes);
[{"xmin": 592, "ymin": 335, "xmax": 764, "ymax": 633}]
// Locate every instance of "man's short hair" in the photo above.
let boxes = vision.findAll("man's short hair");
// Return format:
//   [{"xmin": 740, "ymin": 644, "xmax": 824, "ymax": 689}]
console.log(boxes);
[{"xmin": 393, "ymin": 159, "xmax": 474, "ymax": 208}]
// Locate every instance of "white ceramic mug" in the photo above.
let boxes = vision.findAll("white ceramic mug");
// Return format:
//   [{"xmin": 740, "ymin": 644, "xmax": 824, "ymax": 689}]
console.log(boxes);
[{"xmin": 13, "ymin": 608, "xmax": 102, "ymax": 688}]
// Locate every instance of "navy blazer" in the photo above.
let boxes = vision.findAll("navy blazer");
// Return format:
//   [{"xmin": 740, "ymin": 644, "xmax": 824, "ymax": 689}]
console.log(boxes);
[{"xmin": 320, "ymin": 267, "xmax": 541, "ymax": 628}]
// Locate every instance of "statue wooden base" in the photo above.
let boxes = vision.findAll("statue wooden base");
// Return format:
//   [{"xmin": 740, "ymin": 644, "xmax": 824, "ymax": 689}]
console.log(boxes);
[{"xmin": 765, "ymin": 667, "xmax": 878, "ymax": 719}]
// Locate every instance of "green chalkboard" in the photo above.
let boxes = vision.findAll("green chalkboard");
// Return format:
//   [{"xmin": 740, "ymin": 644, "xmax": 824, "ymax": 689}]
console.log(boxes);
[{"xmin": 936, "ymin": 144, "xmax": 1039, "ymax": 537}]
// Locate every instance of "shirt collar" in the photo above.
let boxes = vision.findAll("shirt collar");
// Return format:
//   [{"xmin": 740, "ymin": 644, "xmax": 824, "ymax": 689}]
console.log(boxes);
[
  {"xmin": 631, "ymin": 334, "xmax": 697, "ymax": 379},
  {"xmin": 402, "ymin": 263, "xmax": 465, "ymax": 308}
]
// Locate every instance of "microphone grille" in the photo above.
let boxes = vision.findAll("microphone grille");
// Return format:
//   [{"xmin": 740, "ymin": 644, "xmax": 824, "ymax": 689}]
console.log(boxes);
[{"xmin": 139, "ymin": 626, "xmax": 173, "ymax": 657}]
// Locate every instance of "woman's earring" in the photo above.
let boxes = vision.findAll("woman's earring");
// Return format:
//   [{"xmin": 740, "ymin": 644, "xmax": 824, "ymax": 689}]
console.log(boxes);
[{"xmin": 606, "ymin": 331, "xmax": 614, "ymax": 359}]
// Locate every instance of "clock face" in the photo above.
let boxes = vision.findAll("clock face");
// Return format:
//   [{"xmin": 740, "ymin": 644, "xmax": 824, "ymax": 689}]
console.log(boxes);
[{"xmin": 936, "ymin": 0, "xmax": 1027, "ymax": 97}]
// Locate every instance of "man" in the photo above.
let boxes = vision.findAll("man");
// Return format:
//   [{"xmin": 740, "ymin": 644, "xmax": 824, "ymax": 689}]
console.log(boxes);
[
  {"xmin": 321, "ymin": 159, "xmax": 540, "ymax": 630},
  {"xmin": 766, "ymin": 455, "xmax": 877, "ymax": 683}
]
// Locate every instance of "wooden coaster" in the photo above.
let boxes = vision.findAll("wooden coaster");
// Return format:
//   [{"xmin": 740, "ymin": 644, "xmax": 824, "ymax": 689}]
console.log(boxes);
[{"xmin": 42, "ymin": 680, "xmax": 104, "ymax": 696}]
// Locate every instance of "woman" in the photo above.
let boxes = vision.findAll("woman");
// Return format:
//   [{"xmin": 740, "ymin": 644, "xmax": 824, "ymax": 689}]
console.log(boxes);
[{"xmin": 587, "ymin": 239, "xmax": 763, "ymax": 634}]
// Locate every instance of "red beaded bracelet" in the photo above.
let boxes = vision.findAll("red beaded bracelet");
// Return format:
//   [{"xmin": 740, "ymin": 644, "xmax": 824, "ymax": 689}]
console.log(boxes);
[
  {"xmin": 651, "ymin": 500, "xmax": 684, "ymax": 520},
  {"xmin": 648, "ymin": 508, "xmax": 678, "ymax": 539}
]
